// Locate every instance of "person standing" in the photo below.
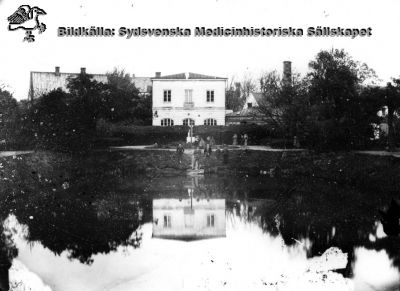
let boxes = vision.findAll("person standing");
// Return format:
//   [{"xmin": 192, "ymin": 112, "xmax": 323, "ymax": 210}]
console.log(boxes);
[
  {"xmin": 243, "ymin": 133, "xmax": 248, "ymax": 148},
  {"xmin": 222, "ymin": 145, "xmax": 229, "ymax": 164},
  {"xmin": 176, "ymin": 143, "xmax": 185, "ymax": 163},
  {"xmin": 233, "ymin": 134, "xmax": 238, "ymax": 146},
  {"xmin": 205, "ymin": 136, "xmax": 211, "ymax": 156},
  {"xmin": 209, "ymin": 136, "xmax": 215, "ymax": 156},
  {"xmin": 192, "ymin": 146, "xmax": 201, "ymax": 170},
  {"xmin": 199, "ymin": 137, "xmax": 205, "ymax": 149}
]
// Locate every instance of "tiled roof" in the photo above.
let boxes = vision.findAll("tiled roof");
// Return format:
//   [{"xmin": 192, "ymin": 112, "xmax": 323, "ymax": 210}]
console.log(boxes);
[
  {"xmin": 155, "ymin": 73, "xmax": 187, "ymax": 79},
  {"xmin": 251, "ymin": 92, "xmax": 264, "ymax": 103},
  {"xmin": 188, "ymin": 72, "xmax": 226, "ymax": 80},
  {"xmin": 226, "ymin": 107, "xmax": 264, "ymax": 117},
  {"xmin": 153, "ymin": 72, "xmax": 226, "ymax": 80}
]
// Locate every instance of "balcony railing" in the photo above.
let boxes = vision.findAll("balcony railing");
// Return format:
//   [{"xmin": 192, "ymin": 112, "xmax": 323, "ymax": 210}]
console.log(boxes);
[{"xmin": 183, "ymin": 102, "xmax": 194, "ymax": 109}]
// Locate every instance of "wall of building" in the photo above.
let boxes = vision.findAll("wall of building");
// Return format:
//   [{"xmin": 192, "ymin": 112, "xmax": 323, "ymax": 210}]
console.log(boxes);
[
  {"xmin": 152, "ymin": 198, "xmax": 226, "ymax": 239},
  {"xmin": 30, "ymin": 72, "xmax": 108, "ymax": 99},
  {"xmin": 243, "ymin": 93, "xmax": 259, "ymax": 109},
  {"xmin": 152, "ymin": 79, "xmax": 226, "ymax": 126},
  {"xmin": 154, "ymin": 108, "xmax": 226, "ymax": 126}
]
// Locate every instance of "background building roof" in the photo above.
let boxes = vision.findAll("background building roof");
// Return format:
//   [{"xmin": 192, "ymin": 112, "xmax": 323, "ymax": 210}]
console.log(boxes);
[{"xmin": 153, "ymin": 72, "xmax": 226, "ymax": 80}]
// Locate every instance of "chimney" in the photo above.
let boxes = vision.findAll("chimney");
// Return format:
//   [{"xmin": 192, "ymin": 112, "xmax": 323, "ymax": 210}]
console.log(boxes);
[
  {"xmin": 283, "ymin": 61, "xmax": 292, "ymax": 86},
  {"xmin": 55, "ymin": 66, "xmax": 60, "ymax": 76},
  {"xmin": 155, "ymin": 72, "xmax": 161, "ymax": 78},
  {"xmin": 80, "ymin": 67, "xmax": 86, "ymax": 74}
]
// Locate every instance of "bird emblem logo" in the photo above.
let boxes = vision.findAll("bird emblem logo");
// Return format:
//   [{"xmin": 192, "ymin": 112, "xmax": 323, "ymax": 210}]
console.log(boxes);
[{"xmin": 7, "ymin": 5, "xmax": 47, "ymax": 42}]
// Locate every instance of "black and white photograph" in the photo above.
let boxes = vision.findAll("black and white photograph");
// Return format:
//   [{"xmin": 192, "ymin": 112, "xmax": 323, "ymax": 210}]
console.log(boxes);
[{"xmin": 0, "ymin": 0, "xmax": 400, "ymax": 290}]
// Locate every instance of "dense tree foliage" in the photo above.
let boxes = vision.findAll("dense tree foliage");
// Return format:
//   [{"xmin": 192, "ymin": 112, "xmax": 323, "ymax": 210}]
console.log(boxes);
[
  {"xmin": 24, "ymin": 69, "xmax": 151, "ymax": 152},
  {"xmin": 0, "ymin": 87, "xmax": 22, "ymax": 149},
  {"xmin": 225, "ymin": 81, "xmax": 243, "ymax": 112},
  {"xmin": 255, "ymin": 49, "xmax": 386, "ymax": 150},
  {"xmin": 384, "ymin": 79, "xmax": 400, "ymax": 150},
  {"xmin": 257, "ymin": 71, "xmax": 310, "ymax": 143}
]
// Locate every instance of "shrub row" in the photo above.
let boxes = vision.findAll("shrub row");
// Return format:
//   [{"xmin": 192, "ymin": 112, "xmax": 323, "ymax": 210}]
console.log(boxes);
[{"xmin": 97, "ymin": 122, "xmax": 288, "ymax": 146}]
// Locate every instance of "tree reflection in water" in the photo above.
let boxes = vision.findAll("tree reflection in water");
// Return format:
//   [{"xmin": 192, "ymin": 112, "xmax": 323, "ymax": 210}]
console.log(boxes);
[
  {"xmin": 0, "ymin": 220, "xmax": 17, "ymax": 291},
  {"xmin": 0, "ymin": 151, "xmax": 147, "ymax": 265},
  {"xmin": 0, "ymin": 150, "xmax": 399, "ymax": 284}
]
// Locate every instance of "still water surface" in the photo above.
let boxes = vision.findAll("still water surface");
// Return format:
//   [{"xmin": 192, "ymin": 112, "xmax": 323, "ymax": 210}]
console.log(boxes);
[{"xmin": 0, "ymin": 152, "xmax": 399, "ymax": 291}]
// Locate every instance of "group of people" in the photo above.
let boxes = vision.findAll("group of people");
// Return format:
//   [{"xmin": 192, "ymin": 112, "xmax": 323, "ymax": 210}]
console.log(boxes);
[
  {"xmin": 232, "ymin": 133, "xmax": 248, "ymax": 147},
  {"xmin": 194, "ymin": 135, "xmax": 215, "ymax": 157},
  {"xmin": 176, "ymin": 133, "xmax": 249, "ymax": 170},
  {"xmin": 176, "ymin": 135, "xmax": 220, "ymax": 170}
]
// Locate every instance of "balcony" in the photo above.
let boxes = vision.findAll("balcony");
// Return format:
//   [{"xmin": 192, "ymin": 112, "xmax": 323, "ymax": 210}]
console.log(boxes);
[{"xmin": 183, "ymin": 102, "xmax": 194, "ymax": 109}]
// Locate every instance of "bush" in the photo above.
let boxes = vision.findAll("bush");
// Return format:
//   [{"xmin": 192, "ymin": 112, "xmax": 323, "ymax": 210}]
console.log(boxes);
[{"xmin": 96, "ymin": 122, "xmax": 286, "ymax": 146}]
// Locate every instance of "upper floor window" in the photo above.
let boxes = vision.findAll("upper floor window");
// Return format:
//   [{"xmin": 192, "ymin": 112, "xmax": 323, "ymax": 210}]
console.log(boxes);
[
  {"xmin": 207, "ymin": 214, "xmax": 215, "ymax": 227},
  {"xmin": 185, "ymin": 212, "xmax": 194, "ymax": 228},
  {"xmin": 185, "ymin": 89, "xmax": 193, "ymax": 103},
  {"xmin": 247, "ymin": 103, "xmax": 253, "ymax": 108},
  {"xmin": 163, "ymin": 90, "xmax": 171, "ymax": 102},
  {"xmin": 206, "ymin": 90, "xmax": 214, "ymax": 102},
  {"xmin": 164, "ymin": 215, "xmax": 171, "ymax": 228},
  {"xmin": 204, "ymin": 118, "xmax": 217, "ymax": 126},
  {"xmin": 161, "ymin": 118, "xmax": 174, "ymax": 126},
  {"xmin": 183, "ymin": 118, "xmax": 195, "ymax": 126}
]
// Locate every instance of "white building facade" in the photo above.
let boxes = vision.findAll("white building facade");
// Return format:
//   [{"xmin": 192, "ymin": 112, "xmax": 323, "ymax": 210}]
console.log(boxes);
[
  {"xmin": 152, "ymin": 198, "xmax": 226, "ymax": 240},
  {"xmin": 152, "ymin": 72, "xmax": 227, "ymax": 126}
]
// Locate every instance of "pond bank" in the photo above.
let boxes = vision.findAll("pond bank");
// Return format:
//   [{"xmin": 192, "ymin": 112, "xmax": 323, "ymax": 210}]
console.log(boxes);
[
  {"xmin": 103, "ymin": 149, "xmax": 400, "ymax": 194},
  {"xmin": 1, "ymin": 149, "xmax": 399, "ymax": 198}
]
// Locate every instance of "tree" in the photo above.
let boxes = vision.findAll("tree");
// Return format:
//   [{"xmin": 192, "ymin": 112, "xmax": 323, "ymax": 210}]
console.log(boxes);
[
  {"xmin": 257, "ymin": 70, "xmax": 282, "ymax": 127},
  {"xmin": 240, "ymin": 74, "xmax": 257, "ymax": 100},
  {"xmin": 27, "ymin": 89, "xmax": 77, "ymax": 150},
  {"xmin": 66, "ymin": 72, "xmax": 104, "ymax": 132},
  {"xmin": 26, "ymin": 69, "xmax": 152, "ymax": 151},
  {"xmin": 104, "ymin": 69, "xmax": 141, "ymax": 122},
  {"xmin": 106, "ymin": 69, "xmax": 137, "ymax": 94},
  {"xmin": 0, "ymin": 87, "xmax": 20, "ymax": 148},
  {"xmin": 131, "ymin": 93, "xmax": 152, "ymax": 125},
  {"xmin": 225, "ymin": 78, "xmax": 243, "ymax": 112},
  {"xmin": 358, "ymin": 85, "xmax": 387, "ymax": 145},
  {"xmin": 307, "ymin": 48, "xmax": 378, "ymax": 149},
  {"xmin": 385, "ymin": 79, "xmax": 400, "ymax": 151},
  {"xmin": 257, "ymin": 70, "xmax": 310, "ymax": 145}
]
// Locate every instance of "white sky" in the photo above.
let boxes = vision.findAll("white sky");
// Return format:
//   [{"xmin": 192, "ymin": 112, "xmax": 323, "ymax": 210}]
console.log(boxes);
[{"xmin": 0, "ymin": 0, "xmax": 399, "ymax": 100}]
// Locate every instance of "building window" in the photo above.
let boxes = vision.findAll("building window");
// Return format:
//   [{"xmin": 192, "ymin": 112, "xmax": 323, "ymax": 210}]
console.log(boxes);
[
  {"xmin": 185, "ymin": 89, "xmax": 193, "ymax": 103},
  {"xmin": 204, "ymin": 118, "xmax": 217, "ymax": 126},
  {"xmin": 247, "ymin": 102, "xmax": 253, "ymax": 108},
  {"xmin": 163, "ymin": 215, "xmax": 171, "ymax": 228},
  {"xmin": 163, "ymin": 90, "xmax": 171, "ymax": 102},
  {"xmin": 185, "ymin": 214, "xmax": 194, "ymax": 228},
  {"xmin": 207, "ymin": 90, "xmax": 214, "ymax": 102},
  {"xmin": 161, "ymin": 118, "xmax": 174, "ymax": 126},
  {"xmin": 207, "ymin": 214, "xmax": 215, "ymax": 227},
  {"xmin": 183, "ymin": 118, "xmax": 195, "ymax": 126}
]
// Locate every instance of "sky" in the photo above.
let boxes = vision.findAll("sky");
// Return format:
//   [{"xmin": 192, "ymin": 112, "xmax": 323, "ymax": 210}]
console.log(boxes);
[{"xmin": 0, "ymin": 0, "xmax": 399, "ymax": 100}]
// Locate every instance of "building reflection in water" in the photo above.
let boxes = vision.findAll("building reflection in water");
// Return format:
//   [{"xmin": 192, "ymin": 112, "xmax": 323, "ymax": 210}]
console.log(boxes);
[{"xmin": 152, "ymin": 188, "xmax": 226, "ymax": 240}]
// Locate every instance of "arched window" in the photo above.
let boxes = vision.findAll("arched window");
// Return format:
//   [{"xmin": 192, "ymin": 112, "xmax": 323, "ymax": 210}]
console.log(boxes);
[
  {"xmin": 183, "ymin": 118, "xmax": 195, "ymax": 126},
  {"xmin": 161, "ymin": 118, "xmax": 174, "ymax": 126},
  {"xmin": 204, "ymin": 118, "xmax": 217, "ymax": 126}
]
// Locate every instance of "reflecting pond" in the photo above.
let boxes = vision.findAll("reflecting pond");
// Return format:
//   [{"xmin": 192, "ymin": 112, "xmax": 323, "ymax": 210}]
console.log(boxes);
[{"xmin": 0, "ymin": 151, "xmax": 399, "ymax": 291}]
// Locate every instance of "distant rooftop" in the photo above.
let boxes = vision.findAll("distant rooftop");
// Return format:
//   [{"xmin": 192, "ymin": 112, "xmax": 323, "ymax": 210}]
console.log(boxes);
[
  {"xmin": 29, "ymin": 67, "xmax": 152, "ymax": 99},
  {"xmin": 152, "ymin": 72, "xmax": 227, "ymax": 80},
  {"xmin": 226, "ymin": 107, "xmax": 264, "ymax": 117}
]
